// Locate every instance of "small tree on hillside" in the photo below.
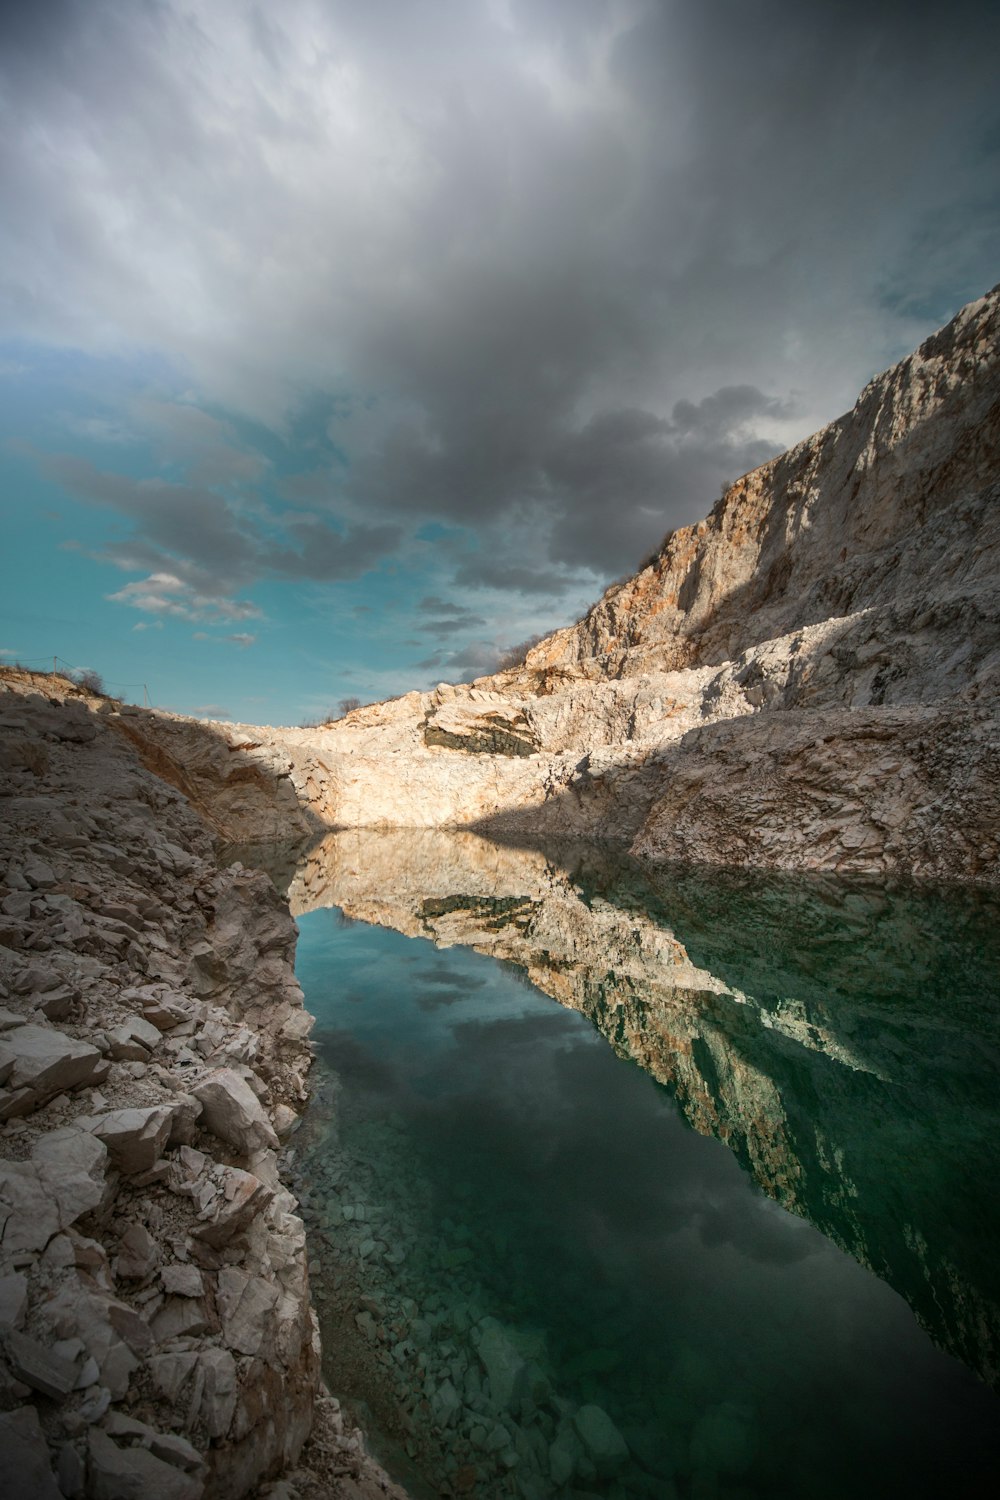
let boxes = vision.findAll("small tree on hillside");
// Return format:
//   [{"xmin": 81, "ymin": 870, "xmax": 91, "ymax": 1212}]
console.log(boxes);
[{"xmin": 338, "ymin": 696, "xmax": 362, "ymax": 717}]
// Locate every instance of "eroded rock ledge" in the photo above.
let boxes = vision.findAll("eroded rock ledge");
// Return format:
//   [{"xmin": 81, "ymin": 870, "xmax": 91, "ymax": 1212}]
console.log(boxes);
[{"xmin": 0, "ymin": 681, "xmax": 406, "ymax": 1499}]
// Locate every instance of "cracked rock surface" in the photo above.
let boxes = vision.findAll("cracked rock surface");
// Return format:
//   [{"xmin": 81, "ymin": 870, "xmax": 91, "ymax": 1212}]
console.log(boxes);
[{"xmin": 0, "ymin": 681, "xmax": 408, "ymax": 1499}]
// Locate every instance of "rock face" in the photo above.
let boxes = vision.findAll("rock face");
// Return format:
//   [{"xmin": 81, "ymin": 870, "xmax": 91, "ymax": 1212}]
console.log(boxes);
[
  {"xmin": 0, "ymin": 683, "xmax": 407, "ymax": 1500},
  {"xmin": 23, "ymin": 285, "xmax": 992, "ymax": 883}
]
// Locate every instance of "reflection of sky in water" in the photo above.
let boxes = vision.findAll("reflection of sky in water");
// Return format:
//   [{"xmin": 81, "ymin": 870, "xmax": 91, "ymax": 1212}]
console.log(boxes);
[
  {"xmin": 307, "ymin": 919, "xmax": 553, "ymax": 1059},
  {"xmin": 297, "ymin": 903, "xmax": 1000, "ymax": 1498}
]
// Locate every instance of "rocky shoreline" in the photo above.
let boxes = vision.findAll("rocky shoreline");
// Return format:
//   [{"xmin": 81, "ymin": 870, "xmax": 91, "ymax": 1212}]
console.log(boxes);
[{"xmin": 0, "ymin": 675, "xmax": 407, "ymax": 1499}]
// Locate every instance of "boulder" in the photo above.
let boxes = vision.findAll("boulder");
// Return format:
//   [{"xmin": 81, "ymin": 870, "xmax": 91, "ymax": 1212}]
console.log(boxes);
[
  {"xmin": 166, "ymin": 1093, "xmax": 203, "ymax": 1145},
  {"xmin": 92, "ymin": 1106, "xmax": 172, "ymax": 1174},
  {"xmin": 3, "ymin": 1328, "xmax": 78, "ymax": 1399},
  {"xmin": 87, "ymin": 1429, "xmax": 203, "ymax": 1500},
  {"xmin": 116, "ymin": 1225, "xmax": 159, "ymax": 1281},
  {"xmin": 150, "ymin": 1297, "xmax": 211, "ymax": 1343},
  {"xmin": 133, "ymin": 990, "xmax": 191, "ymax": 1031},
  {"xmin": 0, "ymin": 1130, "xmax": 107, "ymax": 1251},
  {"xmin": 191, "ymin": 1166, "xmax": 273, "ymax": 1249},
  {"xmin": 271, "ymin": 1103, "xmax": 299, "ymax": 1139},
  {"xmin": 424, "ymin": 700, "xmax": 540, "ymax": 757},
  {"xmin": 106, "ymin": 1301, "xmax": 155, "ymax": 1355},
  {"xmin": 119, "ymin": 1014, "xmax": 162, "ymax": 1050},
  {"xmin": 0, "ymin": 1159, "xmax": 61, "ymax": 1250},
  {"xmin": 572, "ymin": 1404, "xmax": 629, "ymax": 1477},
  {"xmin": 475, "ymin": 1317, "xmax": 545, "ymax": 1411},
  {"xmin": 549, "ymin": 1421, "xmax": 586, "ymax": 1487},
  {"xmin": 107, "ymin": 1027, "xmax": 151, "ymax": 1062},
  {"xmin": 23, "ymin": 857, "xmax": 56, "ymax": 889},
  {"xmin": 43, "ymin": 1284, "xmax": 140, "ymax": 1401},
  {"xmin": 0, "ymin": 1024, "xmax": 102, "ymax": 1099},
  {"xmin": 192, "ymin": 1069, "xmax": 278, "ymax": 1153},
  {"xmin": 148, "ymin": 1430, "xmax": 205, "ymax": 1475},
  {"xmin": 33, "ymin": 1127, "xmax": 108, "ymax": 1225},
  {"xmin": 161, "ymin": 1264, "xmax": 203, "ymax": 1299},
  {"xmin": 0, "ymin": 1405, "xmax": 62, "ymax": 1500}
]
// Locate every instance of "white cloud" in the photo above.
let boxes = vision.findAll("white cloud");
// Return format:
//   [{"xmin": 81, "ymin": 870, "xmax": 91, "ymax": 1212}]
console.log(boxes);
[{"xmin": 107, "ymin": 572, "xmax": 263, "ymax": 623}]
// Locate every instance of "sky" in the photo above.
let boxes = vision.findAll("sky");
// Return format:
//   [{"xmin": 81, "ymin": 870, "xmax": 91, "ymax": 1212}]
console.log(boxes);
[{"xmin": 1, "ymin": 0, "xmax": 998, "ymax": 725}]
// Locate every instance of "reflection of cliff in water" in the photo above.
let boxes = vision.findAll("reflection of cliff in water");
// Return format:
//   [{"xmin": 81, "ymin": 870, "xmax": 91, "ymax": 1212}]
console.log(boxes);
[{"xmin": 284, "ymin": 830, "xmax": 1000, "ymax": 1392}]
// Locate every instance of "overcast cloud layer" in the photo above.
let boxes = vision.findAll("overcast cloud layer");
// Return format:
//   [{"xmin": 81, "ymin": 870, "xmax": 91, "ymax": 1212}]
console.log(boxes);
[{"xmin": 1, "ymin": 0, "xmax": 998, "ymax": 702}]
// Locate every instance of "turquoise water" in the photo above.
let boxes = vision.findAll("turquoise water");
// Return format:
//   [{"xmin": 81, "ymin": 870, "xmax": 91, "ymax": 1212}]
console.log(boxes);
[{"xmin": 287, "ymin": 844, "xmax": 1000, "ymax": 1500}]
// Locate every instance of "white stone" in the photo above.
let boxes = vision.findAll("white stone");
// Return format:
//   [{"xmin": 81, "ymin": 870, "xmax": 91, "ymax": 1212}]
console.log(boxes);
[
  {"xmin": 92, "ymin": 1106, "xmax": 173, "ymax": 1174},
  {"xmin": 192, "ymin": 1068, "xmax": 278, "ymax": 1153},
  {"xmin": 161, "ymin": 1264, "xmax": 204, "ymax": 1299},
  {"xmin": 0, "ymin": 1024, "xmax": 101, "ymax": 1096}
]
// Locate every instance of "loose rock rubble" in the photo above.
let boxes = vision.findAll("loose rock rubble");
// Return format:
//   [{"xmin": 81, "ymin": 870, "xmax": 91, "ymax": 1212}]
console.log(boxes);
[{"xmin": 0, "ymin": 680, "xmax": 407, "ymax": 1499}]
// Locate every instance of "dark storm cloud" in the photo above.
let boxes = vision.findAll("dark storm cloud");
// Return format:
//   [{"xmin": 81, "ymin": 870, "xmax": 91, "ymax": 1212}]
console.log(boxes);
[
  {"xmin": 270, "ymin": 519, "xmax": 404, "ymax": 582},
  {"xmin": 414, "ymin": 598, "xmax": 486, "ymax": 634},
  {"xmin": 43, "ymin": 454, "xmax": 261, "ymax": 585},
  {"xmin": 452, "ymin": 556, "xmax": 581, "ymax": 596},
  {"xmin": 41, "ymin": 451, "xmax": 402, "ymax": 618},
  {"xmin": 417, "ymin": 598, "xmax": 465, "ymax": 617},
  {"xmin": 136, "ymin": 400, "xmax": 268, "ymax": 487},
  {"xmin": 419, "ymin": 617, "xmax": 487, "ymax": 636},
  {"xmin": 3, "ymin": 0, "xmax": 999, "ymax": 596}
]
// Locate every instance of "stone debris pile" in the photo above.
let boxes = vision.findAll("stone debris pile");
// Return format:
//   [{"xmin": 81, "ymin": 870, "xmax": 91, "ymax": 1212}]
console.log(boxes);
[{"xmin": 0, "ymin": 680, "xmax": 407, "ymax": 1500}]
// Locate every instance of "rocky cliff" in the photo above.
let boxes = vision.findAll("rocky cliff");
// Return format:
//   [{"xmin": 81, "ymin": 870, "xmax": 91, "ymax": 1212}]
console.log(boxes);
[
  {"xmin": 51, "ymin": 286, "xmax": 998, "ymax": 883},
  {"xmin": 0, "ymin": 680, "xmax": 407, "ymax": 1500}
]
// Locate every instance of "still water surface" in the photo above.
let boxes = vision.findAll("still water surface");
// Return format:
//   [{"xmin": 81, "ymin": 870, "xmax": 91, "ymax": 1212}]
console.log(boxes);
[{"xmin": 286, "ymin": 836, "xmax": 1000, "ymax": 1499}]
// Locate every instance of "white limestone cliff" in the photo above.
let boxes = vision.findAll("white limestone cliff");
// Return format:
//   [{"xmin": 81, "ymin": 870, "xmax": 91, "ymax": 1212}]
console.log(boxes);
[{"xmin": 63, "ymin": 284, "xmax": 998, "ymax": 883}]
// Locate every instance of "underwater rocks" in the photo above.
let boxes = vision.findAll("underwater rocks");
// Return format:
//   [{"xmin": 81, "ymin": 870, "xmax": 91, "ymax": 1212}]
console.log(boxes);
[{"xmin": 290, "ymin": 1102, "xmax": 667, "ymax": 1500}]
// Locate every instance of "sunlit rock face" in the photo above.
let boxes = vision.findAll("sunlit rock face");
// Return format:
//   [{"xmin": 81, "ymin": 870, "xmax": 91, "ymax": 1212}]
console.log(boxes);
[
  {"xmin": 117, "ymin": 287, "xmax": 1000, "ymax": 882},
  {"xmin": 285, "ymin": 829, "xmax": 1000, "ymax": 1390}
]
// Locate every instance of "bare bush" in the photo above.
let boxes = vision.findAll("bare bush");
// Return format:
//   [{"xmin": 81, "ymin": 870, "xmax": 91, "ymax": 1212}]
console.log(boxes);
[
  {"xmin": 495, "ymin": 634, "xmax": 544, "ymax": 672},
  {"xmin": 77, "ymin": 669, "xmax": 105, "ymax": 696}
]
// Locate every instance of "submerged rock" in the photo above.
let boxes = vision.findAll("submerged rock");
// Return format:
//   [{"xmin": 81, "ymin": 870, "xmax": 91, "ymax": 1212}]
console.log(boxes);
[{"xmin": 572, "ymin": 1403, "xmax": 629, "ymax": 1477}]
